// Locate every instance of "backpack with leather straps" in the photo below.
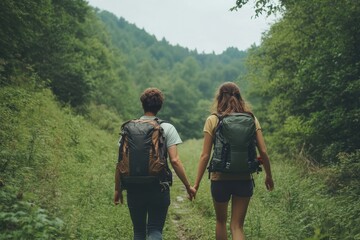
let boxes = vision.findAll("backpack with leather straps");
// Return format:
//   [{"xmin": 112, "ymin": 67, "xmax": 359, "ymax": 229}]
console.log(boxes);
[{"xmin": 115, "ymin": 118, "xmax": 172, "ymax": 191}]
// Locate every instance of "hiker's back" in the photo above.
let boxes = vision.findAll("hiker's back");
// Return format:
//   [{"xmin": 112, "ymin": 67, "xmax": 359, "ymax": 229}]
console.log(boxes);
[
  {"xmin": 209, "ymin": 113, "xmax": 261, "ymax": 174},
  {"xmin": 117, "ymin": 118, "xmax": 172, "ymax": 189}
]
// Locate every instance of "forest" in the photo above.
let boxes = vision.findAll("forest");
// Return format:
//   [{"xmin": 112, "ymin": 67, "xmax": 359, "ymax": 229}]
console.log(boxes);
[{"xmin": 0, "ymin": 0, "xmax": 359, "ymax": 239}]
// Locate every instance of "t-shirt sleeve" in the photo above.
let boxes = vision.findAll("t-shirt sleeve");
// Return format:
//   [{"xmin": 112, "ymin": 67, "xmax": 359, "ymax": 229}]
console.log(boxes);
[
  {"xmin": 203, "ymin": 115, "xmax": 218, "ymax": 137},
  {"xmin": 254, "ymin": 116, "xmax": 262, "ymax": 131},
  {"xmin": 161, "ymin": 123, "xmax": 182, "ymax": 148}
]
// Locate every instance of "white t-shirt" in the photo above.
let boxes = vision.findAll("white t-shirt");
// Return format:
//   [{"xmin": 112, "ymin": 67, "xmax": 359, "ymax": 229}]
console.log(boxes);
[
  {"xmin": 118, "ymin": 116, "xmax": 182, "ymax": 148},
  {"xmin": 140, "ymin": 116, "xmax": 182, "ymax": 148}
]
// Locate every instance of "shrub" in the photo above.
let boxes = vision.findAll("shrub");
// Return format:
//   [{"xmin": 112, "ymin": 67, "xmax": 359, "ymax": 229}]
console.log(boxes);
[
  {"xmin": 325, "ymin": 150, "xmax": 360, "ymax": 196},
  {"xmin": 0, "ymin": 187, "xmax": 65, "ymax": 239}
]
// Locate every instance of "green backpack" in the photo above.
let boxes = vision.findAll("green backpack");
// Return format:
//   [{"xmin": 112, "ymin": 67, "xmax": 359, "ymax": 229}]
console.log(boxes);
[{"xmin": 208, "ymin": 113, "xmax": 262, "ymax": 174}]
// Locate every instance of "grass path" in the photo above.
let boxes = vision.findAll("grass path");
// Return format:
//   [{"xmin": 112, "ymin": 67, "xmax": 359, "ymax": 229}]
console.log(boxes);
[
  {"xmin": 165, "ymin": 177, "xmax": 215, "ymax": 240},
  {"xmin": 169, "ymin": 187, "xmax": 190, "ymax": 240},
  {"xmin": 161, "ymin": 139, "xmax": 216, "ymax": 239}
]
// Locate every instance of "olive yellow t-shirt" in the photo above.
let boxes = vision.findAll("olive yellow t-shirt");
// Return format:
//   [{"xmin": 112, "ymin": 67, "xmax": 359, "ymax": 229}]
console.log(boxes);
[{"xmin": 204, "ymin": 114, "xmax": 262, "ymax": 181}]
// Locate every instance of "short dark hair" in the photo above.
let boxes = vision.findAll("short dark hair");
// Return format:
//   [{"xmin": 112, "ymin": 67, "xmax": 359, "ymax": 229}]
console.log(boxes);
[{"xmin": 140, "ymin": 88, "xmax": 164, "ymax": 114}]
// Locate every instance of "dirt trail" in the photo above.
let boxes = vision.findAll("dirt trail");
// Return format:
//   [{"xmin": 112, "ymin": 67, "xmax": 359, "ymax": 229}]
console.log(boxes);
[{"xmin": 170, "ymin": 187, "xmax": 191, "ymax": 240}]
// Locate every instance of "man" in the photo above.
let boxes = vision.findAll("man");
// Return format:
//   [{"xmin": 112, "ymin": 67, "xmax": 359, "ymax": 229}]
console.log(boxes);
[{"xmin": 114, "ymin": 87, "xmax": 196, "ymax": 240}]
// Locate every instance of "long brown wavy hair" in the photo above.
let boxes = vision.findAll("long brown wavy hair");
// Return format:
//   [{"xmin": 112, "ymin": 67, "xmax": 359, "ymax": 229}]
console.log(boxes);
[{"xmin": 211, "ymin": 82, "xmax": 252, "ymax": 115}]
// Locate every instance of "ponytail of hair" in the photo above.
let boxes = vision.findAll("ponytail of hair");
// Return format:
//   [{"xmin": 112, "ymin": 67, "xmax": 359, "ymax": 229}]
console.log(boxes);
[{"xmin": 211, "ymin": 82, "xmax": 252, "ymax": 116}]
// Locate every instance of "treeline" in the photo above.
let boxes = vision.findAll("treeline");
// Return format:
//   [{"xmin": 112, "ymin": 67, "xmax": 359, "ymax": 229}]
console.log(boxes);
[
  {"xmin": 239, "ymin": 0, "xmax": 360, "ymax": 228},
  {"xmin": 1, "ymin": 1, "xmax": 124, "ymax": 108},
  {"xmin": 96, "ymin": 10, "xmax": 249, "ymax": 139},
  {"xmin": 241, "ymin": 1, "xmax": 360, "ymax": 237},
  {"xmin": 0, "ymin": 0, "xmax": 249, "ymax": 140},
  {"xmin": 240, "ymin": 0, "xmax": 360, "ymax": 164}
]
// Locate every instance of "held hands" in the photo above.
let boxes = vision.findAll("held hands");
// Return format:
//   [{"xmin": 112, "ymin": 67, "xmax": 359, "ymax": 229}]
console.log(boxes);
[
  {"xmin": 186, "ymin": 185, "xmax": 197, "ymax": 201},
  {"xmin": 191, "ymin": 183, "xmax": 200, "ymax": 199},
  {"xmin": 114, "ymin": 190, "xmax": 124, "ymax": 205}
]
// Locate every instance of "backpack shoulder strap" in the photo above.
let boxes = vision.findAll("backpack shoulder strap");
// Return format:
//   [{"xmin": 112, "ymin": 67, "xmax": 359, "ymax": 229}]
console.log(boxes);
[
  {"xmin": 120, "ymin": 119, "xmax": 135, "ymax": 131},
  {"xmin": 244, "ymin": 111, "xmax": 255, "ymax": 119},
  {"xmin": 212, "ymin": 113, "xmax": 225, "ymax": 145},
  {"xmin": 118, "ymin": 119, "xmax": 136, "ymax": 161},
  {"xmin": 211, "ymin": 113, "xmax": 222, "ymax": 119},
  {"xmin": 154, "ymin": 117, "xmax": 164, "ymax": 124},
  {"xmin": 211, "ymin": 113, "xmax": 223, "ymax": 126}
]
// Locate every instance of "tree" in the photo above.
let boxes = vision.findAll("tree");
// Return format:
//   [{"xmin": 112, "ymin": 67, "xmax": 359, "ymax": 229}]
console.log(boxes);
[
  {"xmin": 231, "ymin": 0, "xmax": 285, "ymax": 16},
  {"xmin": 245, "ymin": 0, "xmax": 360, "ymax": 163},
  {"xmin": 0, "ymin": 0, "xmax": 52, "ymax": 85}
]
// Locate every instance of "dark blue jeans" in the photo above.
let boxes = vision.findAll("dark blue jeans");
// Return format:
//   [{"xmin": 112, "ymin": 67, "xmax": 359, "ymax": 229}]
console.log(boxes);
[{"xmin": 127, "ymin": 187, "xmax": 170, "ymax": 240}]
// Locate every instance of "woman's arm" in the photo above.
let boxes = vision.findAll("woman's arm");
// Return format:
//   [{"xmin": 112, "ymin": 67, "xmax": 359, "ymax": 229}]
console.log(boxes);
[
  {"xmin": 168, "ymin": 145, "xmax": 196, "ymax": 200},
  {"xmin": 256, "ymin": 130, "xmax": 274, "ymax": 191},
  {"xmin": 193, "ymin": 132, "xmax": 213, "ymax": 191}
]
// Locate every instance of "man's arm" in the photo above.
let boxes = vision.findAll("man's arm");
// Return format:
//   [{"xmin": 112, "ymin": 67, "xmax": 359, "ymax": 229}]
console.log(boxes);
[{"xmin": 167, "ymin": 145, "xmax": 196, "ymax": 200}]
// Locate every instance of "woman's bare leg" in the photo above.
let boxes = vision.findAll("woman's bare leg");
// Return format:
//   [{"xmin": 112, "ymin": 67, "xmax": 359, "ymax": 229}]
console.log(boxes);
[
  {"xmin": 213, "ymin": 200, "xmax": 229, "ymax": 240},
  {"xmin": 230, "ymin": 196, "xmax": 251, "ymax": 240}
]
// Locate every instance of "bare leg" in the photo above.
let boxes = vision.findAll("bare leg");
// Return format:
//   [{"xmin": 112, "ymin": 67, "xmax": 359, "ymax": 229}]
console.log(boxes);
[
  {"xmin": 230, "ymin": 196, "xmax": 251, "ymax": 240},
  {"xmin": 213, "ymin": 200, "xmax": 229, "ymax": 240}
]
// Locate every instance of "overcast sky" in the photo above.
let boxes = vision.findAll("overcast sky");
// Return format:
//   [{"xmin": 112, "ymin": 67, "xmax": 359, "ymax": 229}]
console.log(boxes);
[{"xmin": 86, "ymin": 0, "xmax": 278, "ymax": 54}]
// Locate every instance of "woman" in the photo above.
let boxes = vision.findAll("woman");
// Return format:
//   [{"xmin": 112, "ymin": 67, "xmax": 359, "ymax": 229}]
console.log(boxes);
[
  {"xmin": 114, "ymin": 88, "xmax": 196, "ymax": 240},
  {"xmin": 193, "ymin": 82, "xmax": 274, "ymax": 240}
]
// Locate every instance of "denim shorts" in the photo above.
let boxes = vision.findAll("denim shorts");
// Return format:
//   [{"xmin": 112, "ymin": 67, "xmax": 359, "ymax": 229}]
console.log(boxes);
[{"xmin": 211, "ymin": 180, "xmax": 253, "ymax": 203}]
